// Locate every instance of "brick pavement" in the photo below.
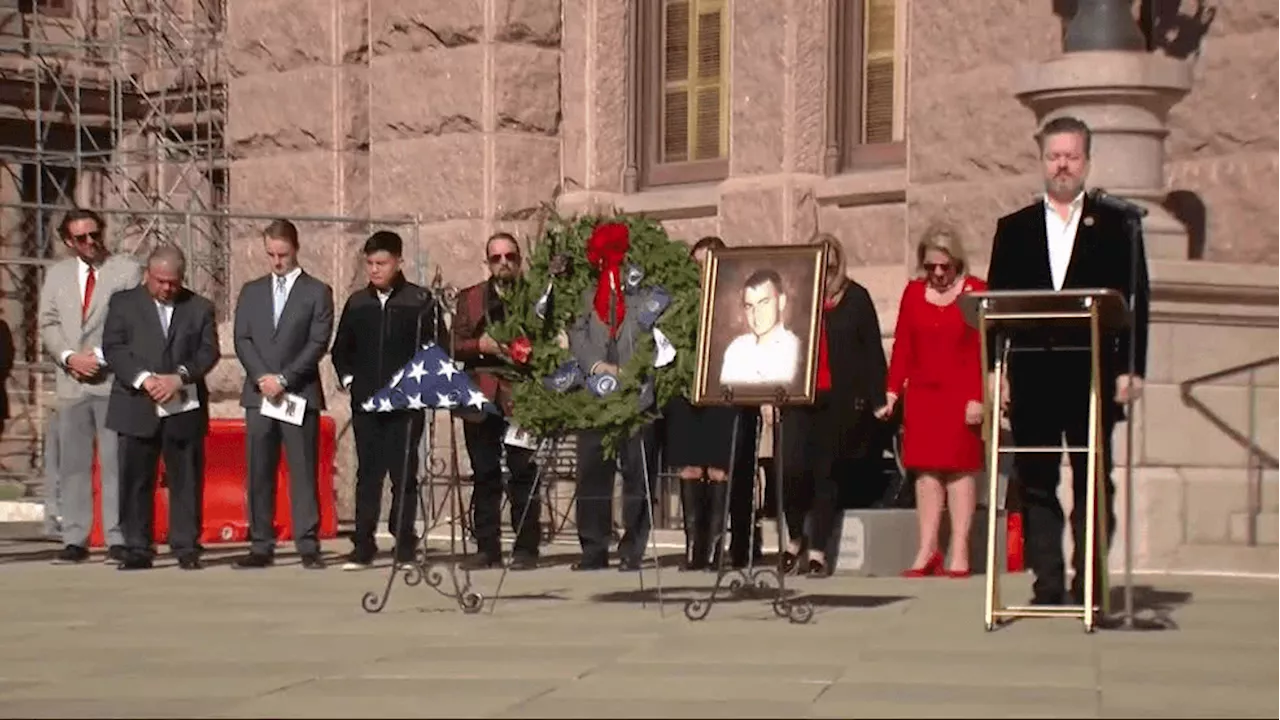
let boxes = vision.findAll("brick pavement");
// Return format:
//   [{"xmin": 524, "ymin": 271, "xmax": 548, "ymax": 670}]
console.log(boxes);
[{"xmin": 0, "ymin": 539, "xmax": 1275, "ymax": 718}]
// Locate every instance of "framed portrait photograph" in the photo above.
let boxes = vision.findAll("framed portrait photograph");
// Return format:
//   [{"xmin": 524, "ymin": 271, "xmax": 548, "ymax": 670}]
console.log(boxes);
[{"xmin": 692, "ymin": 245, "xmax": 827, "ymax": 407}]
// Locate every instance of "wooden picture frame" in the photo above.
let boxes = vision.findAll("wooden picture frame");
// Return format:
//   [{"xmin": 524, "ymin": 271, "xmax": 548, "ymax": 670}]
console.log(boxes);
[{"xmin": 692, "ymin": 244, "xmax": 828, "ymax": 407}]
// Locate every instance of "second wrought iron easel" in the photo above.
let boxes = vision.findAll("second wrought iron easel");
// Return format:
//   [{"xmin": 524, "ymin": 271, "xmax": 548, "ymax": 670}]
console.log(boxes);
[{"xmin": 684, "ymin": 388, "xmax": 814, "ymax": 624}]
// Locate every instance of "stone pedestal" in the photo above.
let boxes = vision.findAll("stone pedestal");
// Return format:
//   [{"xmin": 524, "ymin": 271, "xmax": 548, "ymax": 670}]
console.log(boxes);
[{"xmin": 1014, "ymin": 51, "xmax": 1194, "ymax": 260}]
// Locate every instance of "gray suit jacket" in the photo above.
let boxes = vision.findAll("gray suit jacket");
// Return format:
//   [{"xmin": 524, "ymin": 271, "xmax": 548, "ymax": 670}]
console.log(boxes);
[
  {"xmin": 38, "ymin": 254, "xmax": 142, "ymax": 400},
  {"xmin": 569, "ymin": 286, "xmax": 655, "ymax": 411},
  {"xmin": 233, "ymin": 271, "xmax": 334, "ymax": 410}
]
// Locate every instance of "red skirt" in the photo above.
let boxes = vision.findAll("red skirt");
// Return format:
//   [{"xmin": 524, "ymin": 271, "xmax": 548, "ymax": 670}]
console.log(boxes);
[{"xmin": 900, "ymin": 383, "xmax": 984, "ymax": 473}]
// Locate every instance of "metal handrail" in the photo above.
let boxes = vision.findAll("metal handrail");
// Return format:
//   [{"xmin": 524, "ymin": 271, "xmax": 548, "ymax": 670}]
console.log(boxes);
[{"xmin": 1178, "ymin": 355, "xmax": 1279, "ymax": 470}]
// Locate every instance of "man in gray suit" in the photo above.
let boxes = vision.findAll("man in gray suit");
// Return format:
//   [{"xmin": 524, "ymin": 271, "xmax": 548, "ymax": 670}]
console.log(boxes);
[
  {"xmin": 232, "ymin": 219, "xmax": 334, "ymax": 570},
  {"xmin": 37, "ymin": 208, "xmax": 142, "ymax": 564},
  {"xmin": 567, "ymin": 284, "xmax": 659, "ymax": 573}
]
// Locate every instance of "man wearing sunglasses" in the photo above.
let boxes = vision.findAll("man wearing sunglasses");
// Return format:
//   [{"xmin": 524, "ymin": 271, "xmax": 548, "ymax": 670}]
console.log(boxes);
[
  {"xmin": 450, "ymin": 232, "xmax": 540, "ymax": 570},
  {"xmin": 37, "ymin": 208, "xmax": 142, "ymax": 565}
]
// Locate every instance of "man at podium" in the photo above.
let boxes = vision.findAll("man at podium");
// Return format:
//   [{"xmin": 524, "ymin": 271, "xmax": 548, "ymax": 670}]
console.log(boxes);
[{"xmin": 987, "ymin": 116, "xmax": 1151, "ymax": 607}]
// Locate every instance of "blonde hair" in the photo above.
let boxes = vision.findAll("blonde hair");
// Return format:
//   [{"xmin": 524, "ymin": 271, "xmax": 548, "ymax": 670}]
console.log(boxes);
[{"xmin": 914, "ymin": 221, "xmax": 968, "ymax": 276}]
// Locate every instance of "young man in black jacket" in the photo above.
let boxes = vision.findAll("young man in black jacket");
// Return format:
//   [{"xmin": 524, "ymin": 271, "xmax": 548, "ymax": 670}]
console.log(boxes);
[{"xmin": 331, "ymin": 231, "xmax": 448, "ymax": 570}]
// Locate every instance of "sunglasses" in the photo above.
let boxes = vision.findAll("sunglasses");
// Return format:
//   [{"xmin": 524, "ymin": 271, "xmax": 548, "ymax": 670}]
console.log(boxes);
[
  {"xmin": 488, "ymin": 252, "xmax": 520, "ymax": 264},
  {"xmin": 69, "ymin": 230, "xmax": 102, "ymax": 243},
  {"xmin": 923, "ymin": 262, "xmax": 954, "ymax": 273}
]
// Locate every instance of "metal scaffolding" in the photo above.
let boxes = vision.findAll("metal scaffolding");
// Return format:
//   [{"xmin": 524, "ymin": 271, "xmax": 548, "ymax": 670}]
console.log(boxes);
[{"xmin": 0, "ymin": 0, "xmax": 226, "ymax": 491}]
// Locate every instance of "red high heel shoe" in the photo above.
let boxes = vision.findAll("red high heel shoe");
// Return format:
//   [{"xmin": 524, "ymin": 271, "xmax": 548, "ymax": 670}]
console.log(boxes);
[
  {"xmin": 901, "ymin": 551, "xmax": 943, "ymax": 578},
  {"xmin": 943, "ymin": 568, "xmax": 972, "ymax": 578}
]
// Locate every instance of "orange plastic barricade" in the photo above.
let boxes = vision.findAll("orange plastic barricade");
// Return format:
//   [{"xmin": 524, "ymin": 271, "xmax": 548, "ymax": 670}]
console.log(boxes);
[{"xmin": 88, "ymin": 415, "xmax": 338, "ymax": 548}]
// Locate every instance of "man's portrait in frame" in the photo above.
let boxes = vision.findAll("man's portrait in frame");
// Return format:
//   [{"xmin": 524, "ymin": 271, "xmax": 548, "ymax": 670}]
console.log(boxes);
[{"xmin": 693, "ymin": 245, "xmax": 827, "ymax": 407}]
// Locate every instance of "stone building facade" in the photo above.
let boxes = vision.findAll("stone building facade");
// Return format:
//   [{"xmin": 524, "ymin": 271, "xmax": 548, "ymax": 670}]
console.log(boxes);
[
  {"xmin": 3, "ymin": 1, "xmax": 1273, "ymax": 572},
  {"xmin": 221, "ymin": 0, "xmax": 1277, "ymax": 574}
]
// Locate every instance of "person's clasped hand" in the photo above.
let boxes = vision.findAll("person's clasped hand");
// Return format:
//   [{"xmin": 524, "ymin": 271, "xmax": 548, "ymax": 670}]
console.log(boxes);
[
  {"xmin": 963, "ymin": 400, "xmax": 984, "ymax": 426},
  {"xmin": 873, "ymin": 393, "xmax": 898, "ymax": 421},
  {"xmin": 65, "ymin": 351, "xmax": 101, "ymax": 381},
  {"xmin": 257, "ymin": 374, "xmax": 285, "ymax": 402}
]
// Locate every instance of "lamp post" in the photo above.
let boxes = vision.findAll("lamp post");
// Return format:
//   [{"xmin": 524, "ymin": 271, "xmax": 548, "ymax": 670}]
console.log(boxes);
[{"xmin": 1063, "ymin": 0, "xmax": 1147, "ymax": 53}]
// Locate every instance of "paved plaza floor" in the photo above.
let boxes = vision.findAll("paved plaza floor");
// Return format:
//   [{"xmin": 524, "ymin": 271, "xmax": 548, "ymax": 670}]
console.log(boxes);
[{"xmin": 0, "ymin": 537, "xmax": 1275, "ymax": 718}]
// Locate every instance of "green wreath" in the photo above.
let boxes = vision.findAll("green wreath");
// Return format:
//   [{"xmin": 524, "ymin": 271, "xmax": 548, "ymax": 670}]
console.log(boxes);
[{"xmin": 487, "ymin": 210, "xmax": 701, "ymax": 454}]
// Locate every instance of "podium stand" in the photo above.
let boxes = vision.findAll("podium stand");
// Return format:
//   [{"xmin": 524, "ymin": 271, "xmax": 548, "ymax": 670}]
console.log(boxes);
[{"xmin": 961, "ymin": 288, "xmax": 1129, "ymax": 634}]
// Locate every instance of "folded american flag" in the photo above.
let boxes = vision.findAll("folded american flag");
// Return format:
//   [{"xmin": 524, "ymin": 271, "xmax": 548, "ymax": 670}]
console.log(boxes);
[{"xmin": 360, "ymin": 342, "xmax": 499, "ymax": 416}]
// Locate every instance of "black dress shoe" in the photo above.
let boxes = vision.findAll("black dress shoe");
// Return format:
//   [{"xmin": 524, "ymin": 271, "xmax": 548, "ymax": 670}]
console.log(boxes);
[
  {"xmin": 178, "ymin": 555, "xmax": 204, "ymax": 571},
  {"xmin": 617, "ymin": 557, "xmax": 643, "ymax": 573},
  {"xmin": 52, "ymin": 544, "xmax": 89, "ymax": 565},
  {"xmin": 341, "ymin": 550, "xmax": 375, "ymax": 572},
  {"xmin": 118, "ymin": 556, "xmax": 153, "ymax": 571},
  {"xmin": 232, "ymin": 553, "xmax": 273, "ymax": 569},
  {"xmin": 779, "ymin": 551, "xmax": 799, "ymax": 575},
  {"xmin": 508, "ymin": 553, "xmax": 538, "ymax": 571},
  {"xmin": 571, "ymin": 558, "xmax": 608, "ymax": 572},
  {"xmin": 460, "ymin": 553, "xmax": 501, "ymax": 571},
  {"xmin": 1070, "ymin": 584, "xmax": 1103, "ymax": 608},
  {"xmin": 105, "ymin": 545, "xmax": 128, "ymax": 564},
  {"xmin": 300, "ymin": 553, "xmax": 326, "ymax": 570},
  {"xmin": 681, "ymin": 557, "xmax": 708, "ymax": 572}
]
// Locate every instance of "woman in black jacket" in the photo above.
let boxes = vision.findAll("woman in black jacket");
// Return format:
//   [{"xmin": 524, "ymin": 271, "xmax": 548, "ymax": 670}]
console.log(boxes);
[
  {"xmin": 777, "ymin": 234, "xmax": 887, "ymax": 577},
  {"xmin": 664, "ymin": 236, "xmax": 759, "ymax": 570}
]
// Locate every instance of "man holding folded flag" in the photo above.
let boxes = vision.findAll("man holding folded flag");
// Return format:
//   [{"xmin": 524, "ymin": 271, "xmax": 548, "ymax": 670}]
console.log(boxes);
[{"xmin": 331, "ymin": 231, "xmax": 493, "ymax": 570}]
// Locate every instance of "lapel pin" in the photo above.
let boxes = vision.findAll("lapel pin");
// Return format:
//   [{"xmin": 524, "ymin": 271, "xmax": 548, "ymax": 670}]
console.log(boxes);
[{"xmin": 1082, "ymin": 216, "xmax": 1095, "ymax": 227}]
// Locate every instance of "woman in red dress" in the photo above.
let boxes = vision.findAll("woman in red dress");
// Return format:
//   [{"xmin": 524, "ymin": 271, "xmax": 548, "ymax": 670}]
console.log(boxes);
[{"xmin": 876, "ymin": 222, "xmax": 987, "ymax": 577}]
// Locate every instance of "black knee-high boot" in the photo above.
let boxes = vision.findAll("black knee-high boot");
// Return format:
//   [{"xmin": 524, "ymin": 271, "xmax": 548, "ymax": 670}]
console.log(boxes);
[
  {"xmin": 681, "ymin": 479, "xmax": 709, "ymax": 570},
  {"xmin": 706, "ymin": 480, "xmax": 729, "ymax": 570}
]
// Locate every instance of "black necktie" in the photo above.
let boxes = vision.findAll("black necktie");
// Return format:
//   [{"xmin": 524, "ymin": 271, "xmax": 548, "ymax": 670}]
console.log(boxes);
[{"xmin": 605, "ymin": 296, "xmax": 619, "ymax": 365}]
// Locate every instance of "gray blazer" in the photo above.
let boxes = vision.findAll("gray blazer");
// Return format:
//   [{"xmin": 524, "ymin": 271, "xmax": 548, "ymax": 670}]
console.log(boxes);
[
  {"xmin": 569, "ymin": 286, "xmax": 653, "ymax": 409},
  {"xmin": 233, "ymin": 271, "xmax": 334, "ymax": 410},
  {"xmin": 38, "ymin": 254, "xmax": 142, "ymax": 400}
]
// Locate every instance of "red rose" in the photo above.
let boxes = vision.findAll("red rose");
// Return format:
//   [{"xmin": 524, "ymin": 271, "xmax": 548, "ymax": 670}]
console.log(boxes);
[{"xmin": 508, "ymin": 336, "xmax": 533, "ymax": 366}]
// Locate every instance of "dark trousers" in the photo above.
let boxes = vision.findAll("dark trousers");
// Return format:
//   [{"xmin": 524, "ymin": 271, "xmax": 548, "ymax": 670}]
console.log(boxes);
[
  {"xmin": 728, "ymin": 410, "xmax": 761, "ymax": 564},
  {"xmin": 351, "ymin": 410, "xmax": 425, "ymax": 560},
  {"xmin": 779, "ymin": 400, "xmax": 839, "ymax": 551},
  {"xmin": 575, "ymin": 424, "xmax": 657, "ymax": 563},
  {"xmin": 1010, "ymin": 354, "xmax": 1117, "ymax": 602},
  {"xmin": 462, "ymin": 414, "xmax": 540, "ymax": 558},
  {"xmin": 118, "ymin": 427, "xmax": 204, "ymax": 559},
  {"xmin": 245, "ymin": 408, "xmax": 321, "ymax": 556}
]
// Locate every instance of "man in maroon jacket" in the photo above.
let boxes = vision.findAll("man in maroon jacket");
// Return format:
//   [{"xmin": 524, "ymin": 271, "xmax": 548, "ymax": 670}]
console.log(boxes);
[{"xmin": 451, "ymin": 232, "xmax": 540, "ymax": 570}]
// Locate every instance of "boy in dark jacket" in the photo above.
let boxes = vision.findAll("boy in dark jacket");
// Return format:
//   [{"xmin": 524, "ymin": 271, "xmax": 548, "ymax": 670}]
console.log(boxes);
[{"xmin": 331, "ymin": 231, "xmax": 448, "ymax": 570}]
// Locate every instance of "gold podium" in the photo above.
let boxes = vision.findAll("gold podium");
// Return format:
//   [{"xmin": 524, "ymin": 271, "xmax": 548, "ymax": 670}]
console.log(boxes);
[{"xmin": 961, "ymin": 288, "xmax": 1130, "ymax": 634}]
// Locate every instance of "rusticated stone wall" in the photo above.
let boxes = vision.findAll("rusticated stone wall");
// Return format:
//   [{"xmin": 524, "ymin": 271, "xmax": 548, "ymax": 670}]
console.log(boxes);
[
  {"xmin": 223, "ymin": 0, "xmax": 563, "ymax": 516},
  {"xmin": 904, "ymin": 0, "xmax": 1063, "ymax": 267},
  {"xmin": 1162, "ymin": 0, "xmax": 1278, "ymax": 263}
]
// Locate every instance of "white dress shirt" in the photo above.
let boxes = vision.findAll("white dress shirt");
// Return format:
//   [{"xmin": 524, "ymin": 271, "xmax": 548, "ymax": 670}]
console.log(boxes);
[
  {"xmin": 60, "ymin": 258, "xmax": 108, "ymax": 368},
  {"xmin": 1043, "ymin": 192, "xmax": 1085, "ymax": 291},
  {"xmin": 131, "ymin": 299, "xmax": 175, "ymax": 389},
  {"xmin": 274, "ymin": 266, "xmax": 303, "ymax": 300},
  {"xmin": 272, "ymin": 266, "xmax": 303, "ymax": 324},
  {"xmin": 719, "ymin": 327, "xmax": 801, "ymax": 386}
]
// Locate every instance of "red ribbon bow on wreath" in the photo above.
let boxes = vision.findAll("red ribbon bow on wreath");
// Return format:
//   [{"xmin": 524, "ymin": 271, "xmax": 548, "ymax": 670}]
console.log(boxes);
[{"xmin": 586, "ymin": 222, "xmax": 630, "ymax": 338}]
